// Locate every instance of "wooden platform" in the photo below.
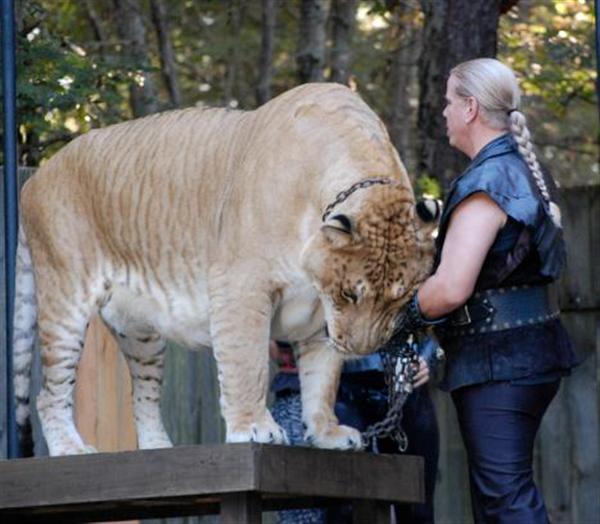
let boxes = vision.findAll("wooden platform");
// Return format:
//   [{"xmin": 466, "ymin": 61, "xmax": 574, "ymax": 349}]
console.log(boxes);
[{"xmin": 0, "ymin": 443, "xmax": 423, "ymax": 523}]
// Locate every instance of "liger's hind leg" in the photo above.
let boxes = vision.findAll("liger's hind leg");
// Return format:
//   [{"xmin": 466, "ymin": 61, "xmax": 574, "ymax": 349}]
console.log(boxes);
[
  {"xmin": 117, "ymin": 334, "xmax": 172, "ymax": 450},
  {"xmin": 36, "ymin": 302, "xmax": 97, "ymax": 456}
]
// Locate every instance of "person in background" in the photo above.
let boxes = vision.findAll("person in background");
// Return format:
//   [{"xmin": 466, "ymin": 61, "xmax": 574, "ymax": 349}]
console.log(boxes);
[
  {"xmin": 390, "ymin": 58, "xmax": 579, "ymax": 523},
  {"xmin": 269, "ymin": 338, "xmax": 440, "ymax": 524}
]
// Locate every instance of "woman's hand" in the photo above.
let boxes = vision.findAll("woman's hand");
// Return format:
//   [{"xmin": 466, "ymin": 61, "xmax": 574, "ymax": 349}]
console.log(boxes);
[{"xmin": 412, "ymin": 357, "xmax": 430, "ymax": 388}]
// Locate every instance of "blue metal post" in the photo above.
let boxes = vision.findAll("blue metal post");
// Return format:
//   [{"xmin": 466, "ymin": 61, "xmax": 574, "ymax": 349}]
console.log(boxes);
[
  {"xmin": 2, "ymin": 0, "xmax": 20, "ymax": 458},
  {"xmin": 596, "ymin": 0, "xmax": 600, "ymax": 128}
]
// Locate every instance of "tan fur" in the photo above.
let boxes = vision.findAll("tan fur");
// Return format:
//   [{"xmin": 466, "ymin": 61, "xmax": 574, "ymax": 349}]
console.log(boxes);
[{"xmin": 16, "ymin": 83, "xmax": 434, "ymax": 455}]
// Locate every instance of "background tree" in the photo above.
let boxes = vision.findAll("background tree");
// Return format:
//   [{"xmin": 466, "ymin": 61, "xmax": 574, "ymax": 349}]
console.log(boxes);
[
  {"xmin": 330, "ymin": 0, "xmax": 359, "ymax": 85},
  {"xmin": 150, "ymin": 0, "xmax": 181, "ymax": 108},
  {"xmin": 297, "ymin": 0, "xmax": 331, "ymax": 83},
  {"xmin": 386, "ymin": 1, "xmax": 421, "ymax": 177},
  {"xmin": 417, "ymin": 0, "xmax": 507, "ymax": 190},
  {"xmin": 256, "ymin": 0, "xmax": 277, "ymax": 106},
  {"xmin": 113, "ymin": 0, "xmax": 159, "ymax": 117},
  {"xmin": 9, "ymin": 0, "xmax": 597, "ymax": 187}
]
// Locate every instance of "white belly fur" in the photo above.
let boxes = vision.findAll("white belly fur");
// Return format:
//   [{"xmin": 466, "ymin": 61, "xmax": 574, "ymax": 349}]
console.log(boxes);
[
  {"xmin": 100, "ymin": 272, "xmax": 323, "ymax": 348},
  {"xmin": 271, "ymin": 284, "xmax": 324, "ymax": 342},
  {"xmin": 100, "ymin": 281, "xmax": 212, "ymax": 349}
]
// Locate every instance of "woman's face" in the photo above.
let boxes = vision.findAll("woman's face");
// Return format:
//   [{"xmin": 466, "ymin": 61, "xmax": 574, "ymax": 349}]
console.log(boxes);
[{"xmin": 442, "ymin": 75, "xmax": 469, "ymax": 153}]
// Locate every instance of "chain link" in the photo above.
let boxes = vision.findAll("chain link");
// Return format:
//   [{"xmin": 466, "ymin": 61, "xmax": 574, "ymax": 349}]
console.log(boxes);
[
  {"xmin": 321, "ymin": 177, "xmax": 397, "ymax": 222},
  {"xmin": 361, "ymin": 341, "xmax": 420, "ymax": 452}
]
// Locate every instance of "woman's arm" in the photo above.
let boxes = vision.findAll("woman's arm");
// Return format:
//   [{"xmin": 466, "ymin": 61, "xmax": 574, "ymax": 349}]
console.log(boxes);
[{"xmin": 418, "ymin": 192, "xmax": 507, "ymax": 319}]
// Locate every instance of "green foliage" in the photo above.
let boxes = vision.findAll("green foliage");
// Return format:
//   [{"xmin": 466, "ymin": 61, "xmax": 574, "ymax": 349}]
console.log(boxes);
[
  {"xmin": 415, "ymin": 175, "xmax": 442, "ymax": 199},
  {"xmin": 500, "ymin": 0, "xmax": 595, "ymax": 114},
  {"xmin": 14, "ymin": 1, "xmax": 129, "ymax": 164},
  {"xmin": 499, "ymin": 0, "xmax": 598, "ymax": 187},
  {"xmin": 10, "ymin": 0, "xmax": 598, "ymax": 188}
]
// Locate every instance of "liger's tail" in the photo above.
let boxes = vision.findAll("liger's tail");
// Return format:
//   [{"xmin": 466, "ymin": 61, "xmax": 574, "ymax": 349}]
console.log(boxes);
[{"xmin": 12, "ymin": 224, "xmax": 37, "ymax": 456}]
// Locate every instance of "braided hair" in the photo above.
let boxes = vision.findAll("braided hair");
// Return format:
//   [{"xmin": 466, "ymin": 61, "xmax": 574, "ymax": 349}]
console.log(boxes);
[{"xmin": 450, "ymin": 58, "xmax": 562, "ymax": 227}]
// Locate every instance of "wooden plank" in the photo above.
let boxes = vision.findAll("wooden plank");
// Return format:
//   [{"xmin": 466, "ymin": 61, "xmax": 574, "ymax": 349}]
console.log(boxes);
[
  {"xmin": 430, "ymin": 388, "xmax": 472, "ymax": 524},
  {"xmin": 160, "ymin": 345, "xmax": 224, "ymax": 448},
  {"xmin": 75, "ymin": 315, "xmax": 137, "ymax": 453},
  {"xmin": 220, "ymin": 492, "xmax": 261, "ymax": 524},
  {"xmin": 559, "ymin": 187, "xmax": 599, "ymax": 311},
  {"xmin": 352, "ymin": 500, "xmax": 390, "ymax": 524},
  {"xmin": 0, "ymin": 444, "xmax": 423, "ymax": 522},
  {"xmin": 257, "ymin": 444, "xmax": 424, "ymax": 503},
  {"xmin": 535, "ymin": 373, "xmax": 571, "ymax": 523},
  {"xmin": 562, "ymin": 312, "xmax": 600, "ymax": 524}
]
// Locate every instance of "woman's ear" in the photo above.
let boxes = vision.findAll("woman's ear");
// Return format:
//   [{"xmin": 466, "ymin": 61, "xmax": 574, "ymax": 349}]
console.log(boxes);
[{"xmin": 464, "ymin": 96, "xmax": 479, "ymax": 124}]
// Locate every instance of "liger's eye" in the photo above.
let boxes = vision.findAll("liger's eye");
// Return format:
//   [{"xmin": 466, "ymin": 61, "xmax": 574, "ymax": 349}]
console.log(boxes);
[{"xmin": 341, "ymin": 289, "xmax": 358, "ymax": 304}]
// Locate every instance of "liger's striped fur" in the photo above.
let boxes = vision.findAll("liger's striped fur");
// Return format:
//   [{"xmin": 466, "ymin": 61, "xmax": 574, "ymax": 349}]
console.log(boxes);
[{"xmin": 14, "ymin": 83, "xmax": 435, "ymax": 456}]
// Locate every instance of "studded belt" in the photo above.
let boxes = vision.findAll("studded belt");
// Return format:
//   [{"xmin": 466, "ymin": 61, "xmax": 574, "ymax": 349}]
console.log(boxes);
[{"xmin": 441, "ymin": 284, "xmax": 560, "ymax": 337}]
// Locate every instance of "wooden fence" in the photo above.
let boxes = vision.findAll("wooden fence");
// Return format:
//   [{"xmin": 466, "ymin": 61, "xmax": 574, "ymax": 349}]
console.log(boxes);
[{"xmin": 1, "ymin": 175, "xmax": 598, "ymax": 523}]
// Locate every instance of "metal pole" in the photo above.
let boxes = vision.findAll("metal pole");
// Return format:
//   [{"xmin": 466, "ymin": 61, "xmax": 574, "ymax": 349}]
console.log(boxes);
[
  {"xmin": 2, "ymin": 0, "xmax": 20, "ymax": 458},
  {"xmin": 595, "ymin": 0, "xmax": 600, "ymax": 136}
]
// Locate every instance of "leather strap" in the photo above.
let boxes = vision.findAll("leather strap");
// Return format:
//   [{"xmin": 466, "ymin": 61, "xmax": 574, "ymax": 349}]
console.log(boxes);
[{"xmin": 442, "ymin": 284, "xmax": 559, "ymax": 337}]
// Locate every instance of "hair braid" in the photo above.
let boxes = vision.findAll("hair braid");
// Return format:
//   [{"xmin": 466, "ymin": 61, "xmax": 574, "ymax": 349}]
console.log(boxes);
[
  {"xmin": 509, "ymin": 110, "xmax": 562, "ymax": 227},
  {"xmin": 509, "ymin": 111, "xmax": 550, "ymax": 201}
]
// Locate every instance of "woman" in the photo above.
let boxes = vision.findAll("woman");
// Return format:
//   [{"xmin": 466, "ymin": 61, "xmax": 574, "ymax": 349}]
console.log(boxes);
[{"xmin": 403, "ymin": 58, "xmax": 579, "ymax": 523}]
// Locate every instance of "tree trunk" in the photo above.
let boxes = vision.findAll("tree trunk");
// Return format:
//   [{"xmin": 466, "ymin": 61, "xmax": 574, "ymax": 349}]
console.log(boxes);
[
  {"xmin": 387, "ymin": 3, "xmax": 421, "ymax": 177},
  {"xmin": 329, "ymin": 0, "xmax": 358, "ymax": 85},
  {"xmin": 150, "ymin": 0, "xmax": 182, "ymax": 108},
  {"xmin": 83, "ymin": 0, "xmax": 109, "ymax": 58},
  {"xmin": 296, "ymin": 0, "xmax": 331, "ymax": 83},
  {"xmin": 223, "ymin": 0, "xmax": 246, "ymax": 107},
  {"xmin": 256, "ymin": 0, "xmax": 277, "ymax": 106},
  {"xmin": 113, "ymin": 0, "xmax": 159, "ymax": 117},
  {"xmin": 417, "ymin": 0, "xmax": 502, "ymax": 190}
]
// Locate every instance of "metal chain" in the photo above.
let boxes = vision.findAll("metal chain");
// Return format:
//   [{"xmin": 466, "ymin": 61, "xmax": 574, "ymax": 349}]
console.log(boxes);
[
  {"xmin": 361, "ymin": 342, "xmax": 420, "ymax": 452},
  {"xmin": 321, "ymin": 177, "xmax": 396, "ymax": 222}
]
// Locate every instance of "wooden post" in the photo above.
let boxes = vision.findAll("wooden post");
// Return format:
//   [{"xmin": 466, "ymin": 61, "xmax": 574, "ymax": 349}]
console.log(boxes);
[
  {"xmin": 74, "ymin": 315, "xmax": 137, "ymax": 452},
  {"xmin": 352, "ymin": 500, "xmax": 391, "ymax": 524},
  {"xmin": 220, "ymin": 492, "xmax": 262, "ymax": 524}
]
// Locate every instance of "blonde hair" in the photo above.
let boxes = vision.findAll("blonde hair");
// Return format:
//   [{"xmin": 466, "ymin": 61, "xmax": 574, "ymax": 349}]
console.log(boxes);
[{"xmin": 450, "ymin": 58, "xmax": 561, "ymax": 225}]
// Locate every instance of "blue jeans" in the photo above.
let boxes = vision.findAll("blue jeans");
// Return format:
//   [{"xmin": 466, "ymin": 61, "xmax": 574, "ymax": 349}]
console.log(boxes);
[{"xmin": 452, "ymin": 380, "xmax": 560, "ymax": 524}]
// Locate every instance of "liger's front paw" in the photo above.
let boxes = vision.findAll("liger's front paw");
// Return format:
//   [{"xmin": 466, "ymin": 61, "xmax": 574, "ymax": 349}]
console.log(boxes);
[
  {"xmin": 304, "ymin": 423, "xmax": 363, "ymax": 451},
  {"xmin": 227, "ymin": 416, "xmax": 289, "ymax": 445}
]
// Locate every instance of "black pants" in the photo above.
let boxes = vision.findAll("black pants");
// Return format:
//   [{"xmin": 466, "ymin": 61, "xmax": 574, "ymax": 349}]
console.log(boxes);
[{"xmin": 452, "ymin": 380, "xmax": 560, "ymax": 524}]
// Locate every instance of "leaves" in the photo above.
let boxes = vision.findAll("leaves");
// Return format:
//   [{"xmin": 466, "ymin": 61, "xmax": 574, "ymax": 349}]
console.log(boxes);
[
  {"xmin": 499, "ymin": 0, "xmax": 597, "ymax": 186},
  {"xmin": 10, "ymin": 0, "xmax": 597, "ymax": 186}
]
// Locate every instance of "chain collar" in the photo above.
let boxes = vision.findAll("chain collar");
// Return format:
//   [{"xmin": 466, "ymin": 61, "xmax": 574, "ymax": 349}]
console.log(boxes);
[{"xmin": 321, "ymin": 177, "xmax": 397, "ymax": 222}]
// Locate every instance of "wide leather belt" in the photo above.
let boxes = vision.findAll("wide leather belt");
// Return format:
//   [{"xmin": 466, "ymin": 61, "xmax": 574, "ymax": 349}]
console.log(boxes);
[{"xmin": 442, "ymin": 284, "xmax": 560, "ymax": 337}]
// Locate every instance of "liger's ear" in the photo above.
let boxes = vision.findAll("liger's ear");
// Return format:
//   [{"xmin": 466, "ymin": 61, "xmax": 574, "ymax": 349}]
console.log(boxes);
[
  {"xmin": 416, "ymin": 198, "xmax": 442, "ymax": 223},
  {"xmin": 321, "ymin": 213, "xmax": 355, "ymax": 247}
]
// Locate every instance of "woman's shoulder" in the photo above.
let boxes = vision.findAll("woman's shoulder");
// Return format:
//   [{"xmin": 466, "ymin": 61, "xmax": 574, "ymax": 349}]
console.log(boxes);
[
  {"xmin": 449, "ymin": 154, "xmax": 540, "ymax": 225},
  {"xmin": 460, "ymin": 151, "xmax": 534, "ymax": 200}
]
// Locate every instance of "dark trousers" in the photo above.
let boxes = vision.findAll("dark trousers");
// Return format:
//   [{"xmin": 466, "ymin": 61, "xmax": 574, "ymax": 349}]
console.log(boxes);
[{"xmin": 451, "ymin": 380, "xmax": 560, "ymax": 524}]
